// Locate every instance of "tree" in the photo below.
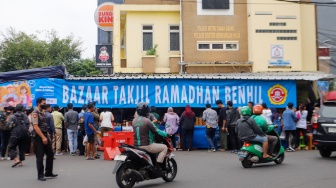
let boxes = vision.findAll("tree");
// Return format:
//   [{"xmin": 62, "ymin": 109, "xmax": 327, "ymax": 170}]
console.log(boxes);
[
  {"xmin": 0, "ymin": 28, "xmax": 82, "ymax": 71},
  {"xmin": 66, "ymin": 58, "xmax": 103, "ymax": 76}
]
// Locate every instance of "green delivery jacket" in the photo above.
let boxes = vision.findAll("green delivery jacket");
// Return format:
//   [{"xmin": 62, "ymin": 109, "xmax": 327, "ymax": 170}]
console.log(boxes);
[
  {"xmin": 251, "ymin": 115, "xmax": 274, "ymax": 134},
  {"xmin": 132, "ymin": 116, "xmax": 168, "ymax": 146}
]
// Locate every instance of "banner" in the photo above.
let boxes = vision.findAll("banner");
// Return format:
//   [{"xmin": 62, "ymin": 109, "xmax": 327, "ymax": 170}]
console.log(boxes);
[
  {"xmin": 0, "ymin": 78, "xmax": 296, "ymax": 108},
  {"xmin": 317, "ymin": 81, "xmax": 329, "ymax": 104}
]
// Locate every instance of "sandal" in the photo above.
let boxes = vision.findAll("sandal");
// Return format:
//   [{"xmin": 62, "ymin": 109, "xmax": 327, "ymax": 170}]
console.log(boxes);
[
  {"xmin": 263, "ymin": 155, "xmax": 273, "ymax": 159},
  {"xmin": 12, "ymin": 161, "xmax": 21, "ymax": 168}
]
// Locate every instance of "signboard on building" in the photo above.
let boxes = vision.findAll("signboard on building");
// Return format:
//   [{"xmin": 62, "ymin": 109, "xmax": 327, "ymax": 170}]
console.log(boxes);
[
  {"xmin": 271, "ymin": 45, "xmax": 283, "ymax": 59},
  {"xmin": 96, "ymin": 45, "xmax": 112, "ymax": 68},
  {"xmin": 0, "ymin": 78, "xmax": 297, "ymax": 108},
  {"xmin": 269, "ymin": 45, "xmax": 291, "ymax": 67},
  {"xmin": 94, "ymin": 2, "xmax": 114, "ymax": 31}
]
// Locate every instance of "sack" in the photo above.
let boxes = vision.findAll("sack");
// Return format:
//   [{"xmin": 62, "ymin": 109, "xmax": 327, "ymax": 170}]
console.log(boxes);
[{"xmin": 0, "ymin": 111, "xmax": 11, "ymax": 130}]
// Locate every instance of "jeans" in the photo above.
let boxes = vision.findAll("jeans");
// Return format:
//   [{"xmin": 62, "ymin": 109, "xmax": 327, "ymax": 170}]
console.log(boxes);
[
  {"xmin": 67, "ymin": 129, "xmax": 78, "ymax": 153},
  {"xmin": 206, "ymin": 127, "xmax": 216, "ymax": 149}
]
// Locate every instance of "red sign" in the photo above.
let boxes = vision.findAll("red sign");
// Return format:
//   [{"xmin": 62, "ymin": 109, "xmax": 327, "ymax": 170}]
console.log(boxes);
[
  {"xmin": 268, "ymin": 84, "xmax": 288, "ymax": 105},
  {"xmin": 94, "ymin": 3, "xmax": 114, "ymax": 31},
  {"xmin": 318, "ymin": 47, "xmax": 330, "ymax": 57}
]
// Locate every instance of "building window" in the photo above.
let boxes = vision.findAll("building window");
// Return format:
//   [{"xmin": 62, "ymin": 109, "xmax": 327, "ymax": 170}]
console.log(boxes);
[
  {"xmin": 202, "ymin": 0, "xmax": 230, "ymax": 9},
  {"xmin": 169, "ymin": 25, "xmax": 179, "ymax": 51},
  {"xmin": 197, "ymin": 42, "xmax": 238, "ymax": 51},
  {"xmin": 256, "ymin": 29, "xmax": 297, "ymax": 33},
  {"xmin": 277, "ymin": 37, "xmax": 297, "ymax": 40},
  {"xmin": 143, "ymin": 25, "xmax": 153, "ymax": 51},
  {"xmin": 270, "ymin": 22, "xmax": 286, "ymax": 26}
]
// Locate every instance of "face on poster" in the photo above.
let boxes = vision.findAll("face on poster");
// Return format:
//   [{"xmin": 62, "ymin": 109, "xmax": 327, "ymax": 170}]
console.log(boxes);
[{"xmin": 0, "ymin": 80, "xmax": 33, "ymax": 108}]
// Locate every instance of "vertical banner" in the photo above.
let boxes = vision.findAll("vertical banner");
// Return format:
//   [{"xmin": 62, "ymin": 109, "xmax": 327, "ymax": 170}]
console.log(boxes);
[{"xmin": 317, "ymin": 81, "xmax": 329, "ymax": 104}]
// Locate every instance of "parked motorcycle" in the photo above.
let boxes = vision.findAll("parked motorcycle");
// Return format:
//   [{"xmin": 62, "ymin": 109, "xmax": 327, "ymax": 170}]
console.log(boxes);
[
  {"xmin": 113, "ymin": 137, "xmax": 177, "ymax": 188},
  {"xmin": 238, "ymin": 125, "xmax": 285, "ymax": 168}
]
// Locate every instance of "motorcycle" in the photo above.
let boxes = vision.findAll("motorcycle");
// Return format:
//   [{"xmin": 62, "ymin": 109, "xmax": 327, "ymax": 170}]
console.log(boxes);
[
  {"xmin": 112, "ymin": 137, "xmax": 177, "ymax": 188},
  {"xmin": 237, "ymin": 125, "xmax": 285, "ymax": 168}
]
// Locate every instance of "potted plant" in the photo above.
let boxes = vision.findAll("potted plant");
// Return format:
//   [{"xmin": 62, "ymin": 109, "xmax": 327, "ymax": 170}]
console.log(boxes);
[{"xmin": 142, "ymin": 44, "xmax": 158, "ymax": 73}]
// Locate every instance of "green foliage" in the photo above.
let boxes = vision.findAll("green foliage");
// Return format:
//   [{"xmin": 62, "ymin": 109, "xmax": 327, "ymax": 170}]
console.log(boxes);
[
  {"xmin": 0, "ymin": 28, "xmax": 82, "ymax": 72},
  {"xmin": 66, "ymin": 58, "xmax": 103, "ymax": 76},
  {"xmin": 146, "ymin": 44, "xmax": 158, "ymax": 56}
]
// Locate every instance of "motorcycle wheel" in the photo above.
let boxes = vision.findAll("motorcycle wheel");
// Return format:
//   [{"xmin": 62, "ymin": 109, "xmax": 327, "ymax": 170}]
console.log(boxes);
[
  {"xmin": 274, "ymin": 153, "xmax": 285, "ymax": 164},
  {"xmin": 241, "ymin": 154, "xmax": 253, "ymax": 168},
  {"xmin": 116, "ymin": 161, "xmax": 136, "ymax": 188},
  {"xmin": 162, "ymin": 158, "xmax": 178, "ymax": 182}
]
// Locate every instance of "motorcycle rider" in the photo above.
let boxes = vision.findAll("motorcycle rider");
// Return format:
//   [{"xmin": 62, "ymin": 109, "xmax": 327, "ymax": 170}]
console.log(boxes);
[
  {"xmin": 236, "ymin": 106, "xmax": 272, "ymax": 159},
  {"xmin": 251, "ymin": 105, "xmax": 278, "ymax": 157},
  {"xmin": 132, "ymin": 102, "xmax": 169, "ymax": 173}
]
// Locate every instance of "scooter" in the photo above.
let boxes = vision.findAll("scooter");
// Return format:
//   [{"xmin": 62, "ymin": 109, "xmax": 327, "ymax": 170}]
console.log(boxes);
[
  {"xmin": 112, "ymin": 137, "xmax": 177, "ymax": 188},
  {"xmin": 238, "ymin": 125, "xmax": 285, "ymax": 168}
]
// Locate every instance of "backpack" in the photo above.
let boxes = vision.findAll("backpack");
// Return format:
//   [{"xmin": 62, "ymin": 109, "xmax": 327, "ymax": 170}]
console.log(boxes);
[
  {"xmin": 13, "ymin": 113, "xmax": 29, "ymax": 137},
  {"xmin": 0, "ymin": 111, "xmax": 12, "ymax": 131}
]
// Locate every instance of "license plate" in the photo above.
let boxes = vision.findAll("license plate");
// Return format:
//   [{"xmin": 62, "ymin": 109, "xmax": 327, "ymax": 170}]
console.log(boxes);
[
  {"xmin": 114, "ymin": 155, "xmax": 127, "ymax": 161},
  {"xmin": 238, "ymin": 151, "xmax": 247, "ymax": 158},
  {"xmin": 329, "ymin": 127, "xmax": 336, "ymax": 133}
]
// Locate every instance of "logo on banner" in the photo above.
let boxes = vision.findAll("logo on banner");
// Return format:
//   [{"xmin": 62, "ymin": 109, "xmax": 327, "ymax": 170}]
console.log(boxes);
[{"xmin": 268, "ymin": 84, "xmax": 288, "ymax": 105}]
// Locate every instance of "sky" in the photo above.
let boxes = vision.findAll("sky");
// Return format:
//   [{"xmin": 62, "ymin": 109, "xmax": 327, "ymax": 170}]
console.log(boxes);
[{"xmin": 0, "ymin": 0, "xmax": 98, "ymax": 59}]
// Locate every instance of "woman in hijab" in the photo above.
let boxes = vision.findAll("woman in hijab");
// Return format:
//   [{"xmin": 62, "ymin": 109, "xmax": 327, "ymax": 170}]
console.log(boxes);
[
  {"xmin": 163, "ymin": 107, "xmax": 180, "ymax": 151},
  {"xmin": 179, "ymin": 105, "xmax": 196, "ymax": 151}
]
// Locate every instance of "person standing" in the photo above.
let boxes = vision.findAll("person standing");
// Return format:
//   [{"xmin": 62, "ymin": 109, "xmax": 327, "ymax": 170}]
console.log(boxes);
[
  {"xmin": 295, "ymin": 104, "xmax": 308, "ymax": 150},
  {"xmin": 52, "ymin": 105, "xmax": 64, "ymax": 156},
  {"xmin": 179, "ymin": 105, "xmax": 196, "ymax": 151},
  {"xmin": 45, "ymin": 104, "xmax": 55, "ymax": 153},
  {"xmin": 202, "ymin": 104, "xmax": 218, "ymax": 152},
  {"xmin": 261, "ymin": 103, "xmax": 273, "ymax": 125},
  {"xmin": 77, "ymin": 105, "xmax": 87, "ymax": 156},
  {"xmin": 216, "ymin": 100, "xmax": 227, "ymax": 151},
  {"xmin": 0, "ymin": 106, "xmax": 14, "ymax": 160},
  {"xmin": 282, "ymin": 102, "xmax": 298, "ymax": 152},
  {"xmin": 32, "ymin": 97, "xmax": 57, "ymax": 181},
  {"xmin": 84, "ymin": 103, "xmax": 99, "ymax": 160},
  {"xmin": 7, "ymin": 104, "xmax": 29, "ymax": 167},
  {"xmin": 99, "ymin": 108, "xmax": 114, "ymax": 139},
  {"xmin": 226, "ymin": 101, "xmax": 241, "ymax": 153},
  {"xmin": 163, "ymin": 107, "xmax": 180, "ymax": 151},
  {"xmin": 89, "ymin": 102, "xmax": 100, "ymax": 159},
  {"xmin": 64, "ymin": 103, "xmax": 78, "ymax": 156}
]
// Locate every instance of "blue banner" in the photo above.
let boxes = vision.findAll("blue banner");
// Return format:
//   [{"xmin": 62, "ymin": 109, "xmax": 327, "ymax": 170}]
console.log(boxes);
[{"xmin": 0, "ymin": 78, "xmax": 296, "ymax": 108}]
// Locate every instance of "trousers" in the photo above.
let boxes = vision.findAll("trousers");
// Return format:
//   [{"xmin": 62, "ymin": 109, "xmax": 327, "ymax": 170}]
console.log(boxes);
[
  {"xmin": 8, "ymin": 136, "xmax": 28, "ymax": 161},
  {"xmin": 139, "ymin": 143, "xmax": 167, "ymax": 163},
  {"xmin": 34, "ymin": 135, "xmax": 54, "ymax": 178}
]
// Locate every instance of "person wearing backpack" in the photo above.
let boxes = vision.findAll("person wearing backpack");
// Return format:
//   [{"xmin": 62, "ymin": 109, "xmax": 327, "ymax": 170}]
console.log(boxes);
[
  {"xmin": 6, "ymin": 104, "xmax": 30, "ymax": 167},
  {"xmin": 0, "ymin": 106, "xmax": 14, "ymax": 160},
  {"xmin": 225, "ymin": 101, "xmax": 241, "ymax": 154}
]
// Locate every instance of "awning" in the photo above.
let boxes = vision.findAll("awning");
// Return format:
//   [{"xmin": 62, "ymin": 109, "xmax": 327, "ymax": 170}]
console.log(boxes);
[{"xmin": 67, "ymin": 71, "xmax": 334, "ymax": 81}]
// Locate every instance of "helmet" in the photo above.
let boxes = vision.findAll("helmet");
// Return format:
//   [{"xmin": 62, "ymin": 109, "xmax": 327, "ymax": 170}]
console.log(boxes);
[
  {"xmin": 253, "ymin": 105, "xmax": 263, "ymax": 115},
  {"xmin": 240, "ymin": 106, "xmax": 252, "ymax": 116},
  {"xmin": 136, "ymin": 102, "xmax": 150, "ymax": 117}
]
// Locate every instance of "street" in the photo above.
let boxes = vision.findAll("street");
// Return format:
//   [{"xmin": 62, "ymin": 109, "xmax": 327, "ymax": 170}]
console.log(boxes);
[{"xmin": 1, "ymin": 150, "xmax": 336, "ymax": 188}]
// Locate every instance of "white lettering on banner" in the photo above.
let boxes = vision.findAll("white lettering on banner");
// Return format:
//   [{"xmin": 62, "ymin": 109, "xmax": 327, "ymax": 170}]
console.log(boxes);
[
  {"xmin": 135, "ymin": 86, "xmax": 139, "ymax": 104},
  {"xmin": 163, "ymin": 85, "xmax": 169, "ymax": 103},
  {"xmin": 120, "ymin": 86, "xmax": 126, "ymax": 104},
  {"xmin": 114, "ymin": 86, "xmax": 118, "ymax": 104},
  {"xmin": 146, "ymin": 86, "xmax": 150, "ymax": 103},
  {"xmin": 189, "ymin": 85, "xmax": 195, "ymax": 103},
  {"xmin": 238, "ymin": 86, "xmax": 245, "ymax": 104},
  {"xmin": 128, "ymin": 86, "xmax": 134, "ymax": 104},
  {"xmin": 141, "ymin": 85, "xmax": 144, "ymax": 102},
  {"xmin": 247, "ymin": 86, "xmax": 253, "ymax": 102},
  {"xmin": 258, "ymin": 86, "xmax": 263, "ymax": 103},
  {"xmin": 225, "ymin": 86, "xmax": 231, "ymax": 101},
  {"xmin": 197, "ymin": 86, "xmax": 203, "ymax": 104},
  {"xmin": 212, "ymin": 86, "xmax": 219, "ymax": 104},
  {"xmin": 171, "ymin": 85, "xmax": 180, "ymax": 103},
  {"xmin": 70, "ymin": 86, "xmax": 77, "ymax": 103},
  {"xmin": 155, "ymin": 85, "xmax": 161, "ymax": 104},
  {"xmin": 205, "ymin": 86, "xmax": 211, "ymax": 104},
  {"xmin": 232, "ymin": 86, "xmax": 237, "ymax": 104},
  {"xmin": 94, "ymin": 86, "xmax": 101, "ymax": 104},
  {"xmin": 78, "ymin": 86, "xmax": 85, "ymax": 104},
  {"xmin": 102, "ymin": 86, "xmax": 108, "ymax": 104},
  {"xmin": 86, "ymin": 86, "xmax": 93, "ymax": 104},
  {"xmin": 63, "ymin": 85, "xmax": 69, "ymax": 103},
  {"xmin": 181, "ymin": 85, "xmax": 188, "ymax": 103}
]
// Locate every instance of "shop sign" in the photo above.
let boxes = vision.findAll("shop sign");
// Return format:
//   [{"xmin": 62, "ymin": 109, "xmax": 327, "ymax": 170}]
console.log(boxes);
[
  {"xmin": 94, "ymin": 2, "xmax": 114, "ymax": 31},
  {"xmin": 95, "ymin": 45, "xmax": 112, "ymax": 68},
  {"xmin": 0, "ymin": 78, "xmax": 296, "ymax": 109},
  {"xmin": 268, "ymin": 59, "xmax": 291, "ymax": 67}
]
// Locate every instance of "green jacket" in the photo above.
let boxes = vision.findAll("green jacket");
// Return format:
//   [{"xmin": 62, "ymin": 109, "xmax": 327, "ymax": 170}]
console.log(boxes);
[
  {"xmin": 133, "ymin": 116, "xmax": 167, "ymax": 146},
  {"xmin": 251, "ymin": 115, "xmax": 274, "ymax": 134}
]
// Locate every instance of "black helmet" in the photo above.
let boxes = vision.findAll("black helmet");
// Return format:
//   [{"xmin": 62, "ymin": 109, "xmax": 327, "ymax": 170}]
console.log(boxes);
[{"xmin": 136, "ymin": 102, "xmax": 150, "ymax": 117}]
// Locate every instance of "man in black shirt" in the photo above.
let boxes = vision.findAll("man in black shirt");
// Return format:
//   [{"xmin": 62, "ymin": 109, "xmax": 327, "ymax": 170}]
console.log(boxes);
[{"xmin": 216, "ymin": 100, "xmax": 227, "ymax": 151}]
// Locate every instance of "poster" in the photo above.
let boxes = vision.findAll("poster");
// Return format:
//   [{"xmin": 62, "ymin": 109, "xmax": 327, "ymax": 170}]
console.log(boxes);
[{"xmin": 0, "ymin": 80, "xmax": 33, "ymax": 108}]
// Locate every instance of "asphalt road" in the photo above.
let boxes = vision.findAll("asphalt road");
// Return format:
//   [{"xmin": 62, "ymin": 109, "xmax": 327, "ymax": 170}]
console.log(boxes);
[{"xmin": 1, "ymin": 150, "xmax": 336, "ymax": 188}]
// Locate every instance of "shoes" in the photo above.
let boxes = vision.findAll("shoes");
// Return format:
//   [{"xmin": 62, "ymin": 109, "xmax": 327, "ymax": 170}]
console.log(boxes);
[
  {"xmin": 70, "ymin": 152, "xmax": 75, "ymax": 156},
  {"xmin": 289, "ymin": 146, "xmax": 296, "ymax": 152},
  {"xmin": 295, "ymin": 147, "xmax": 301, "ymax": 151},
  {"xmin": 55, "ymin": 153, "xmax": 63, "ymax": 156},
  {"xmin": 212, "ymin": 149, "xmax": 216, "ymax": 152},
  {"xmin": 45, "ymin": 173, "xmax": 58, "ymax": 178},
  {"xmin": 0, "ymin": 157, "xmax": 4, "ymax": 160},
  {"xmin": 304, "ymin": 146, "xmax": 309, "ymax": 150},
  {"xmin": 38, "ymin": 177, "xmax": 46, "ymax": 181}
]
